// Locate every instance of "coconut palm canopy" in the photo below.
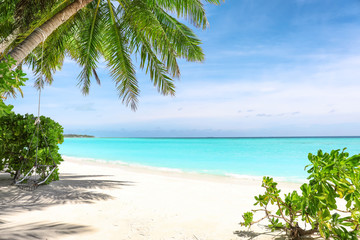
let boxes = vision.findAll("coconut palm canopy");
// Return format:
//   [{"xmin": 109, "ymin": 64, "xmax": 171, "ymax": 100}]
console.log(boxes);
[{"xmin": 0, "ymin": 0, "xmax": 222, "ymax": 110}]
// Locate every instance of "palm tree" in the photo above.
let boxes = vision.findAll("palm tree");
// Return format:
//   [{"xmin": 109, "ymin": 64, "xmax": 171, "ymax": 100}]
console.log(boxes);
[{"xmin": 0, "ymin": 0, "xmax": 222, "ymax": 109}]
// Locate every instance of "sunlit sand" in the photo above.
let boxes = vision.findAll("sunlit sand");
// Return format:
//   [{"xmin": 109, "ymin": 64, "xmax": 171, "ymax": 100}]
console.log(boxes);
[{"xmin": 0, "ymin": 156, "xmax": 301, "ymax": 239}]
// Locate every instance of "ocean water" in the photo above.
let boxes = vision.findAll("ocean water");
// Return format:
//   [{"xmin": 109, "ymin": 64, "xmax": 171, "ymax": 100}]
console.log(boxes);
[{"xmin": 59, "ymin": 137, "xmax": 360, "ymax": 182}]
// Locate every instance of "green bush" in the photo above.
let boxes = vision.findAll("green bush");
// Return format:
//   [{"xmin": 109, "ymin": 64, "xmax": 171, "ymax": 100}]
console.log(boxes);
[
  {"xmin": 241, "ymin": 149, "xmax": 360, "ymax": 240},
  {"xmin": 0, "ymin": 55, "xmax": 28, "ymax": 117},
  {"xmin": 0, "ymin": 112, "xmax": 64, "ymax": 183}
]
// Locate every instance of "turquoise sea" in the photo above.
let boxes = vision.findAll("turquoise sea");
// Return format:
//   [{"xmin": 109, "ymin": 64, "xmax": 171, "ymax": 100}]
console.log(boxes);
[{"xmin": 59, "ymin": 137, "xmax": 360, "ymax": 182}]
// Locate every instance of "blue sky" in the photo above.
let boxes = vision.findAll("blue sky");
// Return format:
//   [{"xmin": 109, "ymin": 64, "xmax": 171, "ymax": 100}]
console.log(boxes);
[{"xmin": 8, "ymin": 0, "xmax": 360, "ymax": 137}]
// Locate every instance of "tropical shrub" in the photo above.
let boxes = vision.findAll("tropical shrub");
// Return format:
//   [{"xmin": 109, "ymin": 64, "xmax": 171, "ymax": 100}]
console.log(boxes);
[
  {"xmin": 0, "ymin": 55, "xmax": 27, "ymax": 116},
  {"xmin": 0, "ymin": 112, "xmax": 64, "ymax": 183},
  {"xmin": 241, "ymin": 149, "xmax": 360, "ymax": 240}
]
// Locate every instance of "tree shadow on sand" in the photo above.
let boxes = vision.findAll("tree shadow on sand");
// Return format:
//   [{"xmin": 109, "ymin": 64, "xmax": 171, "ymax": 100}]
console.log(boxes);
[
  {"xmin": 0, "ymin": 172, "xmax": 135, "ymax": 239},
  {"xmin": 234, "ymin": 228, "xmax": 322, "ymax": 240},
  {"xmin": 0, "ymin": 173, "xmax": 134, "ymax": 211},
  {"xmin": 0, "ymin": 221, "xmax": 92, "ymax": 240},
  {"xmin": 234, "ymin": 229, "xmax": 286, "ymax": 240}
]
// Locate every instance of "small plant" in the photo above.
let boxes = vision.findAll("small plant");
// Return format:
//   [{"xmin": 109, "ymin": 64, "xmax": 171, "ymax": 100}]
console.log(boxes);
[{"xmin": 241, "ymin": 149, "xmax": 360, "ymax": 240}]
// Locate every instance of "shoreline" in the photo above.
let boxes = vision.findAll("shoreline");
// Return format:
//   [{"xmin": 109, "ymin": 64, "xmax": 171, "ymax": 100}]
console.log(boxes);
[
  {"xmin": 61, "ymin": 155, "xmax": 266, "ymax": 186},
  {"xmin": 0, "ymin": 155, "xmax": 302, "ymax": 240},
  {"xmin": 62, "ymin": 155, "xmax": 308, "ymax": 184},
  {"xmin": 61, "ymin": 137, "xmax": 360, "ymax": 184}
]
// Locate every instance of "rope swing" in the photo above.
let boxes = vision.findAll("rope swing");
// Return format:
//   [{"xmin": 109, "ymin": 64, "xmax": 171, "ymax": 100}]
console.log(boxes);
[{"xmin": 15, "ymin": 28, "xmax": 57, "ymax": 190}]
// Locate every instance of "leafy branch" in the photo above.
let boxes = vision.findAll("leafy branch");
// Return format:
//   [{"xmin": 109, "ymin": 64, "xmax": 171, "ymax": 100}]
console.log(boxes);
[
  {"xmin": 0, "ymin": 55, "xmax": 28, "ymax": 116},
  {"xmin": 241, "ymin": 149, "xmax": 360, "ymax": 240}
]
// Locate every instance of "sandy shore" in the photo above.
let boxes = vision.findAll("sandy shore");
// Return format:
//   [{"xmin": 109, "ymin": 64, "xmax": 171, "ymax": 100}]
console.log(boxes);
[{"xmin": 0, "ymin": 156, "xmax": 302, "ymax": 240}]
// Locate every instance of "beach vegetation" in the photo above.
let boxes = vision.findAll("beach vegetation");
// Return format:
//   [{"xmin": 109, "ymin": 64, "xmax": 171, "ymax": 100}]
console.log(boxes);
[
  {"xmin": 0, "ymin": 55, "xmax": 27, "ymax": 117},
  {"xmin": 0, "ymin": 112, "xmax": 64, "ymax": 183},
  {"xmin": 0, "ymin": 0, "xmax": 223, "ymax": 110},
  {"xmin": 241, "ymin": 148, "xmax": 360, "ymax": 240}
]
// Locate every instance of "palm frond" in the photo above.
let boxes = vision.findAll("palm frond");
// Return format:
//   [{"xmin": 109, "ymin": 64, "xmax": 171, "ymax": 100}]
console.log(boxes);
[
  {"xmin": 24, "ymin": 14, "xmax": 76, "ymax": 89},
  {"xmin": 103, "ymin": 0, "xmax": 138, "ymax": 110},
  {"xmin": 119, "ymin": 2, "xmax": 176, "ymax": 96},
  {"xmin": 153, "ymin": 5, "xmax": 204, "ymax": 62},
  {"xmin": 204, "ymin": 0, "xmax": 223, "ymax": 4},
  {"xmin": 92, "ymin": 68, "xmax": 101, "ymax": 85},
  {"xmin": 0, "ymin": 0, "xmax": 19, "ymax": 41},
  {"xmin": 123, "ymin": 0, "xmax": 180, "ymax": 78},
  {"xmin": 2, "ymin": 0, "xmax": 220, "ymax": 111},
  {"xmin": 139, "ymin": 36, "xmax": 176, "ymax": 96},
  {"xmin": 75, "ymin": 0, "xmax": 104, "ymax": 95},
  {"xmin": 147, "ymin": 0, "xmax": 222, "ymax": 29}
]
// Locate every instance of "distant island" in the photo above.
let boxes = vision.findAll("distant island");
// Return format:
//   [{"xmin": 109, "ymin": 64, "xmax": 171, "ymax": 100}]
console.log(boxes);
[{"xmin": 64, "ymin": 134, "xmax": 95, "ymax": 138}]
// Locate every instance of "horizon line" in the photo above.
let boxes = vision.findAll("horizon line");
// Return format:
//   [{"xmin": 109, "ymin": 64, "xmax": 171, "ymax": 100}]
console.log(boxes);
[{"xmin": 64, "ymin": 135, "xmax": 360, "ymax": 139}]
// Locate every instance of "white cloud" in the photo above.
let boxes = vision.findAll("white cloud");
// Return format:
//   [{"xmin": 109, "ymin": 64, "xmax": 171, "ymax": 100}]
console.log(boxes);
[
  {"xmin": 8, "ymin": 0, "xmax": 360, "ymax": 137},
  {"xmin": 10, "ymin": 49, "xmax": 360, "ymax": 136}
]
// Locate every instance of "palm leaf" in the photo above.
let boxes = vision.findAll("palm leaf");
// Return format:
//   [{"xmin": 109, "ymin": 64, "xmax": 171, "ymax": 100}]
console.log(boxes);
[
  {"xmin": 24, "ymin": 13, "xmax": 77, "ymax": 88},
  {"xmin": 119, "ymin": 3, "xmax": 175, "ymax": 96},
  {"xmin": 139, "ymin": 35, "xmax": 176, "ymax": 96},
  {"xmin": 148, "ymin": 0, "xmax": 222, "ymax": 29},
  {"xmin": 0, "ymin": 0, "xmax": 18, "ymax": 41},
  {"xmin": 153, "ymin": 5, "xmax": 204, "ymax": 62},
  {"xmin": 75, "ymin": 0, "xmax": 103, "ymax": 94},
  {"xmin": 123, "ymin": 0, "xmax": 180, "ymax": 78},
  {"xmin": 103, "ymin": 0, "xmax": 138, "ymax": 110}
]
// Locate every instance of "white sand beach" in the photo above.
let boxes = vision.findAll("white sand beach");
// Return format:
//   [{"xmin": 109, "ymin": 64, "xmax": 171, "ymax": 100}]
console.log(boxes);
[{"xmin": 0, "ymin": 157, "xmax": 302, "ymax": 240}]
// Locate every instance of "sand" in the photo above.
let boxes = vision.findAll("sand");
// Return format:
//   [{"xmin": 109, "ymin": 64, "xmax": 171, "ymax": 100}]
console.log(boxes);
[{"xmin": 0, "ymin": 156, "xmax": 302, "ymax": 240}]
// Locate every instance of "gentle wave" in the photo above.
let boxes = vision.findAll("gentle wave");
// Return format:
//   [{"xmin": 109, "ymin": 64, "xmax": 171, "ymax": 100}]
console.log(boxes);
[
  {"xmin": 62, "ymin": 154, "xmax": 307, "ymax": 183},
  {"xmin": 60, "ymin": 137, "xmax": 360, "ymax": 181}
]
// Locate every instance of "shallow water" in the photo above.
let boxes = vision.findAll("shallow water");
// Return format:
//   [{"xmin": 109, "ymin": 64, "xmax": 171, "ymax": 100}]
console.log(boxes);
[{"xmin": 59, "ymin": 137, "xmax": 360, "ymax": 182}]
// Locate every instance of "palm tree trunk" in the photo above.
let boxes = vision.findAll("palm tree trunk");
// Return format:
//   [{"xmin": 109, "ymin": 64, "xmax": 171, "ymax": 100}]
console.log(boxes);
[{"xmin": 4, "ymin": 0, "xmax": 94, "ymax": 67}]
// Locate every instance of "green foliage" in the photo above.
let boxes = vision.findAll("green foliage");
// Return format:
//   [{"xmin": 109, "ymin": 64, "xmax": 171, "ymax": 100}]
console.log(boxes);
[
  {"xmin": 268, "ymin": 218, "xmax": 284, "ymax": 231},
  {"xmin": 241, "ymin": 149, "xmax": 360, "ymax": 240},
  {"xmin": 242, "ymin": 212, "xmax": 253, "ymax": 227},
  {"xmin": 0, "ymin": 0, "xmax": 17, "ymax": 41},
  {"xmin": 2, "ymin": 0, "xmax": 223, "ymax": 110},
  {"xmin": 0, "ymin": 112, "xmax": 64, "ymax": 183},
  {"xmin": 0, "ymin": 55, "xmax": 28, "ymax": 116}
]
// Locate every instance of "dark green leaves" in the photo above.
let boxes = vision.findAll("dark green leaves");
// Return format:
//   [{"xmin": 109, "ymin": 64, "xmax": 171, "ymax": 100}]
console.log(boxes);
[{"xmin": 0, "ymin": 112, "xmax": 64, "ymax": 183}]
